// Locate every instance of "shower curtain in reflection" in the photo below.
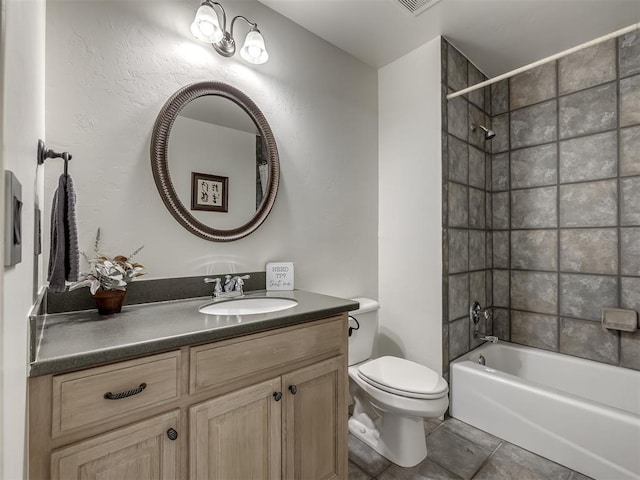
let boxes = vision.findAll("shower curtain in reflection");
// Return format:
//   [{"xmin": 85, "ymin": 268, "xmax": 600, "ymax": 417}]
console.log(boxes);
[
  {"xmin": 256, "ymin": 135, "xmax": 268, "ymax": 208},
  {"xmin": 258, "ymin": 163, "xmax": 268, "ymax": 197}
]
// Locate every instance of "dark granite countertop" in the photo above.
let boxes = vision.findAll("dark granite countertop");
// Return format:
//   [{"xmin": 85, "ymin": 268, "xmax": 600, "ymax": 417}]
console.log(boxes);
[{"xmin": 30, "ymin": 290, "xmax": 359, "ymax": 377}]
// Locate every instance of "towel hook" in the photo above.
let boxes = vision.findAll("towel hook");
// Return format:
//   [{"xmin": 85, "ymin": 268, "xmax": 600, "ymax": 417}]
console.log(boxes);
[{"xmin": 37, "ymin": 139, "xmax": 72, "ymax": 176}]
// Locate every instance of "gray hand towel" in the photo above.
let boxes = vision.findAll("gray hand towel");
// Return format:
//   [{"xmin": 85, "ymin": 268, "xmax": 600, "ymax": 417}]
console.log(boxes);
[{"xmin": 47, "ymin": 174, "xmax": 79, "ymax": 293}]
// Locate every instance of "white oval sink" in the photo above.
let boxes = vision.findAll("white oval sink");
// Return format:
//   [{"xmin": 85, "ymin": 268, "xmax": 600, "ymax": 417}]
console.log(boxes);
[{"xmin": 199, "ymin": 297, "xmax": 298, "ymax": 316}]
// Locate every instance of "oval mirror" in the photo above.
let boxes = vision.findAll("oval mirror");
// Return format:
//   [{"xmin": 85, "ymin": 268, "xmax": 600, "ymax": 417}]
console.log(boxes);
[{"xmin": 151, "ymin": 81, "xmax": 279, "ymax": 241}]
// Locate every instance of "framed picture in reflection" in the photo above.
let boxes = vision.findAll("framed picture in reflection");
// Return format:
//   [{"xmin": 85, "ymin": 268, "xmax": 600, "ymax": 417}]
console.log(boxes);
[{"xmin": 191, "ymin": 172, "xmax": 228, "ymax": 212}]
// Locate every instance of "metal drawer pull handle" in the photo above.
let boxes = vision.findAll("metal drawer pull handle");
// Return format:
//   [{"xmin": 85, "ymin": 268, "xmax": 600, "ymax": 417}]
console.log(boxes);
[
  {"xmin": 103, "ymin": 382, "xmax": 147, "ymax": 400},
  {"xmin": 288, "ymin": 385, "xmax": 297, "ymax": 395},
  {"xmin": 167, "ymin": 428, "xmax": 178, "ymax": 441},
  {"xmin": 273, "ymin": 391, "xmax": 282, "ymax": 401}
]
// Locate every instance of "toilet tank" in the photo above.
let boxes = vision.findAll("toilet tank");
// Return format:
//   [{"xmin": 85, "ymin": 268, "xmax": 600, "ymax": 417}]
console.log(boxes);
[{"xmin": 348, "ymin": 298, "xmax": 380, "ymax": 366}]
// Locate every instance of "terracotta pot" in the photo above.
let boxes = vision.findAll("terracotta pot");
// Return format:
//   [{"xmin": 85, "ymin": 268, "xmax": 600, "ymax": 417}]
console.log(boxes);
[{"xmin": 93, "ymin": 289, "xmax": 127, "ymax": 315}]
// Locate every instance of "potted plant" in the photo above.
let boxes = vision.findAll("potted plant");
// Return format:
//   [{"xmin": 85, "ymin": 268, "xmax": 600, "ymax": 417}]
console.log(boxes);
[{"xmin": 69, "ymin": 229, "xmax": 145, "ymax": 315}]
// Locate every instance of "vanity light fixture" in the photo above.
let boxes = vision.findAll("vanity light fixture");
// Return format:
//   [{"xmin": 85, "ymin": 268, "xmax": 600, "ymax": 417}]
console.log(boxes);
[{"xmin": 191, "ymin": 0, "xmax": 269, "ymax": 65}]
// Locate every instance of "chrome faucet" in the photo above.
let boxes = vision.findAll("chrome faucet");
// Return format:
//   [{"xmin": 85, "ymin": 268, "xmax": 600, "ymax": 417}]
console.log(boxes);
[
  {"xmin": 474, "ymin": 332, "xmax": 499, "ymax": 343},
  {"xmin": 204, "ymin": 274, "xmax": 250, "ymax": 299},
  {"xmin": 470, "ymin": 301, "xmax": 490, "ymax": 324},
  {"xmin": 470, "ymin": 301, "xmax": 498, "ymax": 344}
]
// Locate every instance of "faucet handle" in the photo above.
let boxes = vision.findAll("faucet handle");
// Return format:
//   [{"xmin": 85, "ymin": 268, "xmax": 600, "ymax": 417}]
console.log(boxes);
[
  {"xmin": 470, "ymin": 301, "xmax": 491, "ymax": 324},
  {"xmin": 232, "ymin": 274, "xmax": 250, "ymax": 293},
  {"xmin": 204, "ymin": 277, "xmax": 223, "ymax": 294}
]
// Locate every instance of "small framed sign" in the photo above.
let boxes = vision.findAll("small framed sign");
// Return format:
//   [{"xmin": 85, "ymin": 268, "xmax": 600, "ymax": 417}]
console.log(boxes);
[
  {"xmin": 191, "ymin": 172, "xmax": 228, "ymax": 212},
  {"xmin": 266, "ymin": 262, "xmax": 294, "ymax": 290}
]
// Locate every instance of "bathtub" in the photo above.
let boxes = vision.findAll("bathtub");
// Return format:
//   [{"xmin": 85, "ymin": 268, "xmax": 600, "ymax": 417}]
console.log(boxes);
[{"xmin": 450, "ymin": 341, "xmax": 640, "ymax": 480}]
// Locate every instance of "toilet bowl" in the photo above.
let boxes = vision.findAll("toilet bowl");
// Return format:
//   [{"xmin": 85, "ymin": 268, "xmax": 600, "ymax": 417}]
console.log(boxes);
[{"xmin": 348, "ymin": 299, "xmax": 449, "ymax": 467}]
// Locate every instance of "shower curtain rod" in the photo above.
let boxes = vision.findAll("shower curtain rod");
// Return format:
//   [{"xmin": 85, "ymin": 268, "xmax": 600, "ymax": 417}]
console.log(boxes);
[{"xmin": 446, "ymin": 22, "xmax": 640, "ymax": 101}]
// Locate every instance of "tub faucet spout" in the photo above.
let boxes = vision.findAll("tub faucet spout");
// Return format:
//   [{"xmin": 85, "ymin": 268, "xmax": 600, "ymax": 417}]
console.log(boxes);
[{"xmin": 474, "ymin": 332, "xmax": 498, "ymax": 343}]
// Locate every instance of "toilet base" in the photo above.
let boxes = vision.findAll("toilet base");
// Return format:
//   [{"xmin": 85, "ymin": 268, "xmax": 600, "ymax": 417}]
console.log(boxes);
[{"xmin": 348, "ymin": 411, "xmax": 428, "ymax": 468}]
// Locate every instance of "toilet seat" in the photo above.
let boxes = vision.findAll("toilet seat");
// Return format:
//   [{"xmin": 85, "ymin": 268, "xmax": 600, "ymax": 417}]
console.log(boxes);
[{"xmin": 357, "ymin": 356, "xmax": 448, "ymax": 400}]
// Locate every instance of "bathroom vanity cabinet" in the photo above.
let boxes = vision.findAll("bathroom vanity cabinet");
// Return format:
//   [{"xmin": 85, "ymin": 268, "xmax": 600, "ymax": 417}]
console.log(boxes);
[{"xmin": 28, "ymin": 314, "xmax": 348, "ymax": 480}]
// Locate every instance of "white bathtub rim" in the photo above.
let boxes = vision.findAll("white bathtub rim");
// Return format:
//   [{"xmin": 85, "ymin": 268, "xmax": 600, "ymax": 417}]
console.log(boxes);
[
  {"xmin": 453, "ymin": 361, "xmax": 640, "ymax": 424},
  {"xmin": 451, "ymin": 341, "xmax": 640, "ymax": 480},
  {"xmin": 453, "ymin": 341, "xmax": 640, "ymax": 417},
  {"xmin": 457, "ymin": 340, "xmax": 635, "ymax": 373},
  {"xmin": 452, "ymin": 382, "xmax": 640, "ymax": 480}
]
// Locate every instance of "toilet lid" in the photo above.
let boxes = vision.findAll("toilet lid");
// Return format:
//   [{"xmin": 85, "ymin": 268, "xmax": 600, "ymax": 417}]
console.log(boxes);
[{"xmin": 357, "ymin": 356, "xmax": 448, "ymax": 400}]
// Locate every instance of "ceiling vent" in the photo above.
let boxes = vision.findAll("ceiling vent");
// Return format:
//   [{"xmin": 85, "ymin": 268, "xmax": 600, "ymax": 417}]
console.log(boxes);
[{"xmin": 393, "ymin": 0, "xmax": 444, "ymax": 16}]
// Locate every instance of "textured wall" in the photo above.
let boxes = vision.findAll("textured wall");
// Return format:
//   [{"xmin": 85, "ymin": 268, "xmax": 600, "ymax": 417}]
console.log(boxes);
[
  {"xmin": 490, "ymin": 33, "xmax": 640, "ymax": 370},
  {"xmin": 441, "ymin": 39, "xmax": 493, "ymax": 378},
  {"xmin": 44, "ymin": 0, "xmax": 378, "ymax": 300}
]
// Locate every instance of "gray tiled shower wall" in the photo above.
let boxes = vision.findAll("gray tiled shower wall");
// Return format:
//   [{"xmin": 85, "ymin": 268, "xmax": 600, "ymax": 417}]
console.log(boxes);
[
  {"xmin": 443, "ymin": 33, "xmax": 640, "ymax": 374},
  {"xmin": 442, "ymin": 39, "xmax": 494, "ymax": 379}
]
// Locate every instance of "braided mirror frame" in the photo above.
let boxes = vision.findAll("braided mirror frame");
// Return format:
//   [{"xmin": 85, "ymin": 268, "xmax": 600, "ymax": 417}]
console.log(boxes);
[{"xmin": 151, "ymin": 81, "xmax": 280, "ymax": 242}]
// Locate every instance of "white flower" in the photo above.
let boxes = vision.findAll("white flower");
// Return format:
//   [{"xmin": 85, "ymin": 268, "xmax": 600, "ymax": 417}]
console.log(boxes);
[{"xmin": 67, "ymin": 229, "xmax": 145, "ymax": 293}]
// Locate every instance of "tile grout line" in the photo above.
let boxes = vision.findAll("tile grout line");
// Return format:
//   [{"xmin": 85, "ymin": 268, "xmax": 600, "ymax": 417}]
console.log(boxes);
[
  {"xmin": 510, "ymin": 78, "xmax": 617, "ymax": 114},
  {"xmin": 469, "ymin": 440, "xmax": 505, "ymax": 479},
  {"xmin": 436, "ymin": 420, "xmax": 496, "ymax": 450},
  {"xmin": 449, "ymin": 304, "xmax": 618, "ymax": 323},
  {"xmin": 616, "ymin": 35, "xmax": 623, "ymax": 366},
  {"xmin": 556, "ymin": 56, "xmax": 562, "ymax": 352},
  {"xmin": 506, "ymin": 71, "xmax": 512, "ymax": 339},
  {"xmin": 431, "ymin": 419, "xmax": 588, "ymax": 479},
  {"xmin": 465, "ymin": 51, "xmax": 472, "ymax": 357},
  {"xmin": 488, "ymin": 224, "xmax": 640, "ymax": 232},
  {"xmin": 488, "ymin": 121, "xmax": 640, "ymax": 156},
  {"xmin": 442, "ymin": 38, "xmax": 451, "ymax": 376}
]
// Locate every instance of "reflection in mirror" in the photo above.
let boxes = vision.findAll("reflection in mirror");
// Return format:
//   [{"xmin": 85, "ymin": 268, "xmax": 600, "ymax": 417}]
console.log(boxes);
[
  {"xmin": 168, "ymin": 95, "xmax": 268, "ymax": 229},
  {"xmin": 150, "ymin": 81, "xmax": 279, "ymax": 242}
]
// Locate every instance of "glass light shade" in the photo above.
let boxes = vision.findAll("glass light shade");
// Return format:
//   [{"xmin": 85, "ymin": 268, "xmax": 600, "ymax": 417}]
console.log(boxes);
[
  {"xmin": 240, "ymin": 30, "xmax": 269, "ymax": 64},
  {"xmin": 190, "ymin": 4, "xmax": 223, "ymax": 43}
]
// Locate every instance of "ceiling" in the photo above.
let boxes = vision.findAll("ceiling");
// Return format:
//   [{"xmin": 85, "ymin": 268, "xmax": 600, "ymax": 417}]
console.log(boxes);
[{"xmin": 258, "ymin": 0, "xmax": 640, "ymax": 76}]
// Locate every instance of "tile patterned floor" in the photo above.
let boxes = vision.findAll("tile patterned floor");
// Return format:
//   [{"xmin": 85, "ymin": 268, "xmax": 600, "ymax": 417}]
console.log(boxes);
[{"xmin": 348, "ymin": 416, "xmax": 594, "ymax": 480}]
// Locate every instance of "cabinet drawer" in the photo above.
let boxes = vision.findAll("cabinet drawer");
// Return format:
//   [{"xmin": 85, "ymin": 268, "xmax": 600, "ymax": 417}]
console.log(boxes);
[
  {"xmin": 190, "ymin": 315, "xmax": 345, "ymax": 394},
  {"xmin": 52, "ymin": 351, "xmax": 180, "ymax": 437}
]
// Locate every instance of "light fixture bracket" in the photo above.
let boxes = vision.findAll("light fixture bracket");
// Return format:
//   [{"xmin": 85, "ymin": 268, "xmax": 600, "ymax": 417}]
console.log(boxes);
[{"xmin": 213, "ymin": 34, "xmax": 236, "ymax": 57}]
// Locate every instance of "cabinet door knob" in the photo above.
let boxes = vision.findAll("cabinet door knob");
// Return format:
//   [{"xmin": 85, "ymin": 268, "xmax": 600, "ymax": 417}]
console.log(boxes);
[
  {"xmin": 273, "ymin": 391, "xmax": 283, "ymax": 401},
  {"xmin": 288, "ymin": 385, "xmax": 297, "ymax": 395},
  {"xmin": 167, "ymin": 428, "xmax": 178, "ymax": 441}
]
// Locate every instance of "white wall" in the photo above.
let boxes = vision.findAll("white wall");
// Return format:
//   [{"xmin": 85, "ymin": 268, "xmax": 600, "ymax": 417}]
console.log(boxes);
[
  {"xmin": 169, "ymin": 117, "xmax": 256, "ymax": 228},
  {"xmin": 44, "ymin": 0, "xmax": 378, "ymax": 300},
  {"xmin": 0, "ymin": 0, "xmax": 5, "ymax": 473},
  {"xmin": 378, "ymin": 38, "xmax": 442, "ymax": 373},
  {"xmin": 1, "ymin": 0, "xmax": 46, "ymax": 478}
]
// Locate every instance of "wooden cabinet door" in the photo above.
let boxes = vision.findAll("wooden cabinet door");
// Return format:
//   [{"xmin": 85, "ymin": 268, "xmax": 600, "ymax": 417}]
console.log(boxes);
[
  {"xmin": 50, "ymin": 410, "xmax": 180, "ymax": 480},
  {"xmin": 282, "ymin": 356, "xmax": 347, "ymax": 480},
  {"xmin": 190, "ymin": 377, "xmax": 282, "ymax": 480}
]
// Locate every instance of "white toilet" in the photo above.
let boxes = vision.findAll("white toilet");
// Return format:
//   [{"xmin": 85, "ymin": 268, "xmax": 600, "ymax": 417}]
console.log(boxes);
[{"xmin": 348, "ymin": 298, "xmax": 449, "ymax": 467}]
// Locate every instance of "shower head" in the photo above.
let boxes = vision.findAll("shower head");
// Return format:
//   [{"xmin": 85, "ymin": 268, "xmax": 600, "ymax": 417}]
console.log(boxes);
[{"xmin": 472, "ymin": 124, "xmax": 496, "ymax": 140}]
